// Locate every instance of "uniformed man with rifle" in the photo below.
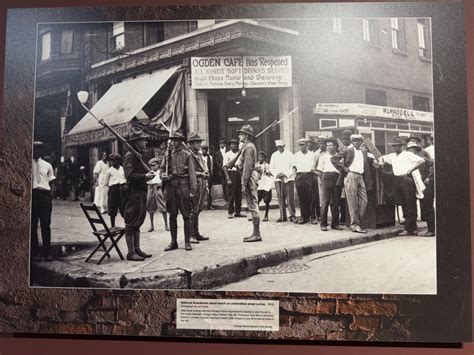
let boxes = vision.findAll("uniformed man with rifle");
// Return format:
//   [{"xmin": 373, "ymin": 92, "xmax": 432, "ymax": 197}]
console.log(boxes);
[
  {"xmin": 160, "ymin": 131, "xmax": 197, "ymax": 251},
  {"xmin": 187, "ymin": 132, "xmax": 211, "ymax": 244}
]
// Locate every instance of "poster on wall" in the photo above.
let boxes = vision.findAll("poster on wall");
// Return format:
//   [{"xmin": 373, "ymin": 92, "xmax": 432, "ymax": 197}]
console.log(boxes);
[{"xmin": 0, "ymin": 0, "xmax": 471, "ymax": 345}]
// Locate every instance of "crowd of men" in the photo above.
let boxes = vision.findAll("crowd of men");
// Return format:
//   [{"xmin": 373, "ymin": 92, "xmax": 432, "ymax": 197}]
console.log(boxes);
[{"xmin": 31, "ymin": 126, "xmax": 435, "ymax": 262}]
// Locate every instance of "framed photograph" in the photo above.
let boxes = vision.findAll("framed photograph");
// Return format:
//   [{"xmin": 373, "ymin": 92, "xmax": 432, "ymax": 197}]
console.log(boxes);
[{"xmin": 1, "ymin": 0, "xmax": 471, "ymax": 343}]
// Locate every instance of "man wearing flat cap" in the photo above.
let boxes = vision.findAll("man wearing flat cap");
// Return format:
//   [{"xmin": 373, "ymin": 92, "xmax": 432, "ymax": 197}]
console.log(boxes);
[
  {"xmin": 160, "ymin": 130, "xmax": 197, "ymax": 251},
  {"xmin": 123, "ymin": 128, "xmax": 155, "ymax": 261},
  {"xmin": 236, "ymin": 124, "xmax": 262, "ymax": 242},
  {"xmin": 310, "ymin": 136, "xmax": 327, "ymax": 224},
  {"xmin": 292, "ymin": 137, "xmax": 316, "ymax": 224},
  {"xmin": 104, "ymin": 153, "xmax": 126, "ymax": 228},
  {"xmin": 378, "ymin": 138, "xmax": 426, "ymax": 236},
  {"xmin": 331, "ymin": 133, "xmax": 373, "ymax": 233},
  {"xmin": 31, "ymin": 141, "xmax": 56, "ymax": 262},
  {"xmin": 187, "ymin": 132, "xmax": 211, "ymax": 244},
  {"xmin": 270, "ymin": 139, "xmax": 296, "ymax": 222}
]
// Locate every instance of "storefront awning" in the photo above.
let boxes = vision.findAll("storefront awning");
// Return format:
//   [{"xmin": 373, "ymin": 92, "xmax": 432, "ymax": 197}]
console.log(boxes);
[{"xmin": 66, "ymin": 66, "xmax": 181, "ymax": 146}]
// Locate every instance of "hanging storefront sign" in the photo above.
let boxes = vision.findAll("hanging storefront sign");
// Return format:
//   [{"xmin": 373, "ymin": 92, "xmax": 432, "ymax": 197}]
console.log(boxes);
[
  {"xmin": 314, "ymin": 103, "xmax": 434, "ymax": 122},
  {"xmin": 190, "ymin": 56, "xmax": 292, "ymax": 89}
]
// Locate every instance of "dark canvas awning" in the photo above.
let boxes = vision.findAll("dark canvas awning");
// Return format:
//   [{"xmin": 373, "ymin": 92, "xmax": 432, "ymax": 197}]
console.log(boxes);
[{"xmin": 66, "ymin": 66, "xmax": 181, "ymax": 146}]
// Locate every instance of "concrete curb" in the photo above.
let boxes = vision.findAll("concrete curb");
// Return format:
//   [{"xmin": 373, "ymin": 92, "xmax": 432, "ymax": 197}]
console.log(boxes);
[{"xmin": 31, "ymin": 227, "xmax": 403, "ymax": 290}]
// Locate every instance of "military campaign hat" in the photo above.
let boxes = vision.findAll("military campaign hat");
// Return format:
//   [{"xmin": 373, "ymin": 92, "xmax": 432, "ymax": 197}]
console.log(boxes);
[
  {"xmin": 187, "ymin": 132, "xmax": 204, "ymax": 143},
  {"xmin": 237, "ymin": 124, "xmax": 254, "ymax": 137},
  {"xmin": 128, "ymin": 126, "xmax": 149, "ymax": 141},
  {"xmin": 169, "ymin": 130, "xmax": 186, "ymax": 140}
]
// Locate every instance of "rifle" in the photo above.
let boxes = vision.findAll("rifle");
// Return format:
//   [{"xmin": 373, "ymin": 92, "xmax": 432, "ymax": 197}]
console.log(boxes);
[
  {"xmin": 77, "ymin": 97, "xmax": 152, "ymax": 173},
  {"xmin": 225, "ymin": 107, "xmax": 299, "ymax": 170}
]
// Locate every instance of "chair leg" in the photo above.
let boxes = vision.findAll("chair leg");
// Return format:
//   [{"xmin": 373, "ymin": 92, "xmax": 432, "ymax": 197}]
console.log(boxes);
[
  {"xmin": 86, "ymin": 235, "xmax": 109, "ymax": 263},
  {"xmin": 109, "ymin": 232, "xmax": 125, "ymax": 260}
]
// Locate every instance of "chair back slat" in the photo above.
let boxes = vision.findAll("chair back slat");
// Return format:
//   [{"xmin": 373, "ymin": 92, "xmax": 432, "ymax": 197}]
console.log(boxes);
[{"xmin": 80, "ymin": 203, "xmax": 111, "ymax": 233}]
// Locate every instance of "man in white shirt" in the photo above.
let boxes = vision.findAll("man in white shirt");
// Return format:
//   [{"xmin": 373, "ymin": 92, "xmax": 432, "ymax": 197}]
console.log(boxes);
[
  {"xmin": 425, "ymin": 135, "xmax": 434, "ymax": 160},
  {"xmin": 310, "ymin": 136, "xmax": 327, "ymax": 223},
  {"xmin": 378, "ymin": 138, "xmax": 426, "ymax": 236},
  {"xmin": 104, "ymin": 153, "xmax": 127, "ymax": 227},
  {"xmin": 317, "ymin": 137, "xmax": 343, "ymax": 231},
  {"xmin": 270, "ymin": 140, "xmax": 296, "ymax": 222},
  {"xmin": 213, "ymin": 138, "xmax": 228, "ymax": 203},
  {"xmin": 292, "ymin": 138, "xmax": 316, "ymax": 224},
  {"xmin": 93, "ymin": 152, "xmax": 110, "ymax": 214},
  {"xmin": 31, "ymin": 141, "xmax": 56, "ymax": 262},
  {"xmin": 201, "ymin": 144, "xmax": 215, "ymax": 210},
  {"xmin": 331, "ymin": 134, "xmax": 373, "ymax": 233},
  {"xmin": 223, "ymin": 138, "xmax": 245, "ymax": 218}
]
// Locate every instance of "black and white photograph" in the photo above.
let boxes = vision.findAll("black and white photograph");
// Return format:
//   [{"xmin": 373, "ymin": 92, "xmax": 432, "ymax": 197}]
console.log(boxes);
[{"xmin": 30, "ymin": 16, "xmax": 436, "ymax": 294}]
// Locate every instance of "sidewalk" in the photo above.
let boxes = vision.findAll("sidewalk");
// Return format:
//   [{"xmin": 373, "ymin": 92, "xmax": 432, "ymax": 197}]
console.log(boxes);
[{"xmin": 31, "ymin": 200, "xmax": 406, "ymax": 290}]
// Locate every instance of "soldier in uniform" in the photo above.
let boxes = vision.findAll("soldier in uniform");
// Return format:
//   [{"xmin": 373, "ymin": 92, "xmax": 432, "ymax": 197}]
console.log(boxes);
[
  {"xmin": 161, "ymin": 131, "xmax": 197, "ymax": 251},
  {"xmin": 123, "ymin": 129, "xmax": 155, "ymax": 261},
  {"xmin": 234, "ymin": 125, "xmax": 262, "ymax": 242},
  {"xmin": 187, "ymin": 132, "xmax": 211, "ymax": 244}
]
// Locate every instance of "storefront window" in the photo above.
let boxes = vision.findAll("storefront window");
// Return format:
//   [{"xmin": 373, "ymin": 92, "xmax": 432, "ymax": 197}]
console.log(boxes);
[{"xmin": 60, "ymin": 30, "xmax": 74, "ymax": 54}]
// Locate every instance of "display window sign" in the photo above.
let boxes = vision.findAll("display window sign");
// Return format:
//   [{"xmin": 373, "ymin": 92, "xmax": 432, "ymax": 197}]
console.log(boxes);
[{"xmin": 191, "ymin": 56, "xmax": 292, "ymax": 89}]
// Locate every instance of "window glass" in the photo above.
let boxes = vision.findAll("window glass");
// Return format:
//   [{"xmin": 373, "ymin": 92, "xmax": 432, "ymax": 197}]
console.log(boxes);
[
  {"xmin": 60, "ymin": 30, "xmax": 73, "ymax": 53},
  {"xmin": 41, "ymin": 32, "xmax": 51, "ymax": 60}
]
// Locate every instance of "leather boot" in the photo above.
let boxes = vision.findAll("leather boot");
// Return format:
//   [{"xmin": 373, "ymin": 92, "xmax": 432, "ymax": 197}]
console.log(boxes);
[
  {"xmin": 243, "ymin": 216, "xmax": 262, "ymax": 242},
  {"xmin": 134, "ymin": 231, "xmax": 151, "ymax": 258},
  {"xmin": 164, "ymin": 217, "xmax": 178, "ymax": 251},
  {"xmin": 184, "ymin": 218, "xmax": 192, "ymax": 251},
  {"xmin": 125, "ymin": 231, "xmax": 145, "ymax": 261},
  {"xmin": 194, "ymin": 216, "xmax": 209, "ymax": 241}
]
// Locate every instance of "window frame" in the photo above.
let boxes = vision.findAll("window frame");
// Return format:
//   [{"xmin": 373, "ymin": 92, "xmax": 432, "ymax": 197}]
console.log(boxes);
[
  {"xmin": 112, "ymin": 21, "xmax": 125, "ymax": 51},
  {"xmin": 60, "ymin": 29, "xmax": 74, "ymax": 54}
]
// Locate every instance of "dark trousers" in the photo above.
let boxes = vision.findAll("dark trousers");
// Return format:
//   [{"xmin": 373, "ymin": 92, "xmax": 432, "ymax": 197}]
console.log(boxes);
[
  {"xmin": 207, "ymin": 180, "xmax": 213, "ymax": 208},
  {"xmin": 164, "ymin": 179, "xmax": 192, "ymax": 243},
  {"xmin": 395, "ymin": 175, "xmax": 418, "ymax": 233},
  {"xmin": 227, "ymin": 170, "xmax": 242, "ymax": 215},
  {"xmin": 31, "ymin": 189, "xmax": 52, "ymax": 257},
  {"xmin": 108, "ymin": 184, "xmax": 125, "ymax": 218},
  {"xmin": 124, "ymin": 189, "xmax": 147, "ymax": 233},
  {"xmin": 421, "ymin": 180, "xmax": 435, "ymax": 233},
  {"xmin": 295, "ymin": 173, "xmax": 314, "ymax": 222},
  {"xmin": 220, "ymin": 175, "xmax": 228, "ymax": 202},
  {"xmin": 275, "ymin": 181, "xmax": 296, "ymax": 219},
  {"xmin": 339, "ymin": 198, "xmax": 346, "ymax": 223},
  {"xmin": 320, "ymin": 172, "xmax": 341, "ymax": 228},
  {"xmin": 310, "ymin": 175, "xmax": 320, "ymax": 220}
]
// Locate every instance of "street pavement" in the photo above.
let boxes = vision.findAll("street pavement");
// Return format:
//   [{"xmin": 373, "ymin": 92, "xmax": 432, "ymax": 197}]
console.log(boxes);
[
  {"xmin": 218, "ymin": 237, "xmax": 437, "ymax": 294},
  {"xmin": 29, "ymin": 199, "xmax": 434, "ymax": 292}
]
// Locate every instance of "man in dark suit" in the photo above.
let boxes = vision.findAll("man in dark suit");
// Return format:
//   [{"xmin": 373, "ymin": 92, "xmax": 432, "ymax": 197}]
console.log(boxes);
[
  {"xmin": 201, "ymin": 144, "xmax": 215, "ymax": 210},
  {"xmin": 213, "ymin": 138, "xmax": 228, "ymax": 203},
  {"xmin": 331, "ymin": 134, "xmax": 373, "ymax": 233}
]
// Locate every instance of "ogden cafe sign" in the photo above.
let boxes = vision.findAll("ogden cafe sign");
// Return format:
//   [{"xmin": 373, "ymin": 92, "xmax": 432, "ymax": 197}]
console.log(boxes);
[
  {"xmin": 314, "ymin": 103, "xmax": 434, "ymax": 122},
  {"xmin": 190, "ymin": 56, "xmax": 292, "ymax": 89}
]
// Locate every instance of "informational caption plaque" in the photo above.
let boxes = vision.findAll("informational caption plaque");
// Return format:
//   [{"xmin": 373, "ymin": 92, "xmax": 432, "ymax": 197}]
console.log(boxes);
[{"xmin": 177, "ymin": 299, "xmax": 279, "ymax": 331}]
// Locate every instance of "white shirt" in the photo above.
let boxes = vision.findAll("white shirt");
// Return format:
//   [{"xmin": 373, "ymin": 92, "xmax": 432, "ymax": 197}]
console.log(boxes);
[
  {"xmin": 32, "ymin": 158, "xmax": 56, "ymax": 191},
  {"xmin": 292, "ymin": 151, "xmax": 315, "ymax": 173},
  {"xmin": 104, "ymin": 166, "xmax": 126, "ymax": 186},
  {"xmin": 256, "ymin": 162, "xmax": 274, "ymax": 191},
  {"xmin": 203, "ymin": 154, "xmax": 213, "ymax": 174},
  {"xmin": 425, "ymin": 145, "xmax": 434, "ymax": 160},
  {"xmin": 93, "ymin": 160, "xmax": 110, "ymax": 185},
  {"xmin": 270, "ymin": 149, "xmax": 295, "ymax": 182},
  {"xmin": 220, "ymin": 147, "xmax": 227, "ymax": 159},
  {"xmin": 379, "ymin": 151, "xmax": 424, "ymax": 176},
  {"xmin": 317, "ymin": 152, "xmax": 339, "ymax": 173},
  {"xmin": 224, "ymin": 150, "xmax": 239, "ymax": 171},
  {"xmin": 349, "ymin": 146, "xmax": 364, "ymax": 174}
]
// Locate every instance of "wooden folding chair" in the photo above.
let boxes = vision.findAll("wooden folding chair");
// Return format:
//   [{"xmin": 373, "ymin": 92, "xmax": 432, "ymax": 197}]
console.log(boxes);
[{"xmin": 80, "ymin": 203, "xmax": 125, "ymax": 265}]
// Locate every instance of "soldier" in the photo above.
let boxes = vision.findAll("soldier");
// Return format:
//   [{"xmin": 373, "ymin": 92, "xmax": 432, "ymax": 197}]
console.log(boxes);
[
  {"xmin": 123, "ymin": 129, "xmax": 155, "ymax": 261},
  {"xmin": 235, "ymin": 125, "xmax": 262, "ymax": 242},
  {"xmin": 161, "ymin": 131, "xmax": 197, "ymax": 251},
  {"xmin": 187, "ymin": 132, "xmax": 211, "ymax": 244}
]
